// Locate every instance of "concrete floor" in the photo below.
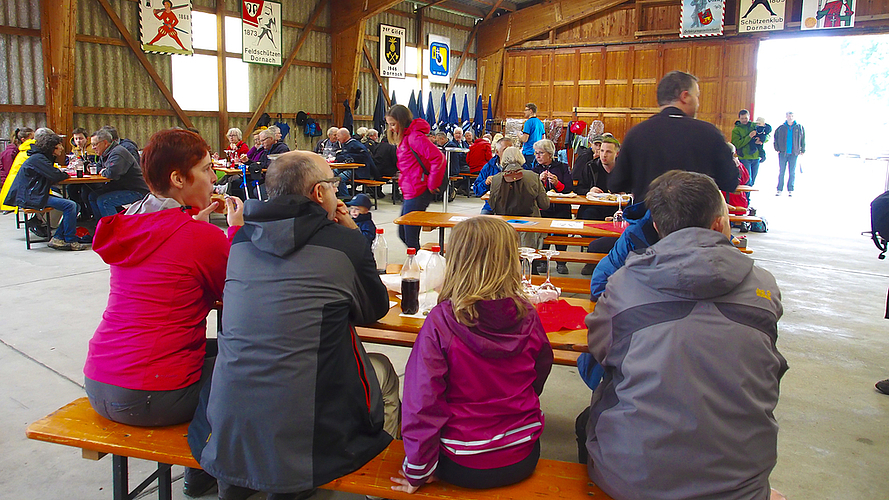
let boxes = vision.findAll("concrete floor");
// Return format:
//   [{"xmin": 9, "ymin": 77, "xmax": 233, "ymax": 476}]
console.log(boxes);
[{"xmin": 2, "ymin": 153, "xmax": 888, "ymax": 499}]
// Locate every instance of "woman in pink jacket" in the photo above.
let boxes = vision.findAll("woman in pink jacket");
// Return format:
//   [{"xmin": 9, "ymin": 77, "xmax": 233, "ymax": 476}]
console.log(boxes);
[
  {"xmin": 392, "ymin": 217, "xmax": 553, "ymax": 493},
  {"xmin": 84, "ymin": 129, "xmax": 244, "ymax": 428},
  {"xmin": 385, "ymin": 104, "xmax": 445, "ymax": 249}
]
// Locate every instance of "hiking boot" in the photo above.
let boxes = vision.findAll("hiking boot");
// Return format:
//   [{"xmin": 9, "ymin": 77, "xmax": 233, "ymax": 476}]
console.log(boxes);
[
  {"xmin": 183, "ymin": 468, "xmax": 216, "ymax": 498},
  {"xmin": 68, "ymin": 240, "xmax": 91, "ymax": 251},
  {"xmin": 876, "ymin": 379, "xmax": 889, "ymax": 395},
  {"xmin": 28, "ymin": 217, "xmax": 49, "ymax": 238},
  {"xmin": 47, "ymin": 238, "xmax": 71, "ymax": 250},
  {"xmin": 557, "ymin": 262, "xmax": 569, "ymax": 274},
  {"xmin": 581, "ymin": 263, "xmax": 595, "ymax": 276}
]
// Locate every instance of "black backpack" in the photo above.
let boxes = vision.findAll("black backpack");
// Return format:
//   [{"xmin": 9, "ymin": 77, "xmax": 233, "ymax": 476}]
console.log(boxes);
[{"xmin": 870, "ymin": 191, "xmax": 889, "ymax": 259}]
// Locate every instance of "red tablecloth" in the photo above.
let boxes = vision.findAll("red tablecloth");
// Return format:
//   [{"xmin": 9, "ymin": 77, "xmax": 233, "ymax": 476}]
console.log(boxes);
[{"xmin": 536, "ymin": 299, "xmax": 589, "ymax": 333}]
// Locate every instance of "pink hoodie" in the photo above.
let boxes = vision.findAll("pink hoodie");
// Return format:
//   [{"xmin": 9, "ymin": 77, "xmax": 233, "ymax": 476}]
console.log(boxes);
[
  {"xmin": 396, "ymin": 119, "xmax": 446, "ymax": 199},
  {"xmin": 84, "ymin": 201, "xmax": 236, "ymax": 391}
]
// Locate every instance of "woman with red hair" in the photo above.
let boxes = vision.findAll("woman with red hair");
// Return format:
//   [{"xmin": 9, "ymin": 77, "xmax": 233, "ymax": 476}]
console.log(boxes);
[{"xmin": 84, "ymin": 128, "xmax": 243, "ymax": 427}]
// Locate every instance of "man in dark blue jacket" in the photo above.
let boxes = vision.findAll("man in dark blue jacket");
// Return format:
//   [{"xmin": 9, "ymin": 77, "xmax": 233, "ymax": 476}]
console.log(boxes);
[{"xmin": 335, "ymin": 128, "xmax": 378, "ymax": 197}]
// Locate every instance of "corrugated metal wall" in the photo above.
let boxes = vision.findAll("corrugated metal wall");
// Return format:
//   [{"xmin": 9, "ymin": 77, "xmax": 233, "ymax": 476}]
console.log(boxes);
[{"xmin": 0, "ymin": 0, "xmax": 46, "ymax": 138}]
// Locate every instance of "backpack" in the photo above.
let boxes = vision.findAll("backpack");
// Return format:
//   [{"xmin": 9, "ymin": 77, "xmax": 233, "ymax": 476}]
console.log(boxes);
[
  {"xmin": 749, "ymin": 217, "xmax": 768, "ymax": 233},
  {"xmin": 870, "ymin": 191, "xmax": 889, "ymax": 259}
]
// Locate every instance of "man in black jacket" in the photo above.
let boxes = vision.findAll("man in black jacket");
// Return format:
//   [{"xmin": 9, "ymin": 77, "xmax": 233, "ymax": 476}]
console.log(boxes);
[
  {"xmin": 608, "ymin": 71, "xmax": 738, "ymax": 201},
  {"xmin": 88, "ymin": 128, "xmax": 150, "ymax": 218}
]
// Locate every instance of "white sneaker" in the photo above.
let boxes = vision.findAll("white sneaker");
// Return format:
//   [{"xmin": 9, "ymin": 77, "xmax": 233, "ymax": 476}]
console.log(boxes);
[{"xmin": 775, "ymin": 191, "xmax": 781, "ymax": 196}]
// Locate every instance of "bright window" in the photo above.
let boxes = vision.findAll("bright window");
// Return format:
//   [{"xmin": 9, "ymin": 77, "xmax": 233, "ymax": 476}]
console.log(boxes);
[
  {"xmin": 191, "ymin": 11, "xmax": 217, "ymax": 51},
  {"xmin": 226, "ymin": 58, "xmax": 250, "ymax": 112},
  {"xmin": 225, "ymin": 16, "xmax": 242, "ymax": 53},
  {"xmin": 172, "ymin": 54, "xmax": 219, "ymax": 111}
]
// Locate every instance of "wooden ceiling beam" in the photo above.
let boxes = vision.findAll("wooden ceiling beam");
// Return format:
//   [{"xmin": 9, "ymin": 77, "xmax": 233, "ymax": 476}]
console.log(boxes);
[
  {"xmin": 245, "ymin": 0, "xmax": 328, "ymax": 135},
  {"xmin": 94, "ymin": 0, "xmax": 193, "ymax": 128},
  {"xmin": 476, "ymin": 0, "xmax": 630, "ymax": 58}
]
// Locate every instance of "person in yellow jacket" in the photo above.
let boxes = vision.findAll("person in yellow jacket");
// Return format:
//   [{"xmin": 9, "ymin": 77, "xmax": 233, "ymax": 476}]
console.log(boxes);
[{"xmin": 1, "ymin": 136, "xmax": 37, "ymax": 212}]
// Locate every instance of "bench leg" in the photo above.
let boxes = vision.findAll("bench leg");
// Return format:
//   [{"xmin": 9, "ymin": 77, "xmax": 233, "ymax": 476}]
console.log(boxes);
[
  {"xmin": 112, "ymin": 455, "xmax": 174, "ymax": 500},
  {"xmin": 157, "ymin": 463, "xmax": 173, "ymax": 500}
]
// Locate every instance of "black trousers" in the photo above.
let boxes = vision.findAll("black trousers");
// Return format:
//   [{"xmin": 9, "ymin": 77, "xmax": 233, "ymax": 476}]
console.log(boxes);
[{"xmin": 437, "ymin": 440, "xmax": 540, "ymax": 489}]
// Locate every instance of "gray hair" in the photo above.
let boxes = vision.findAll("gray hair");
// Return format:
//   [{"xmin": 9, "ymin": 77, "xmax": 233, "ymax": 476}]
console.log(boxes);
[
  {"xmin": 266, "ymin": 152, "xmax": 327, "ymax": 199},
  {"xmin": 92, "ymin": 128, "xmax": 113, "ymax": 143},
  {"xmin": 495, "ymin": 137, "xmax": 513, "ymax": 153},
  {"xmin": 453, "ymin": 127, "xmax": 463, "ymax": 135},
  {"xmin": 259, "ymin": 129, "xmax": 275, "ymax": 140},
  {"xmin": 227, "ymin": 127, "xmax": 243, "ymax": 140},
  {"xmin": 367, "ymin": 128, "xmax": 379, "ymax": 139},
  {"xmin": 645, "ymin": 170, "xmax": 725, "ymax": 238},
  {"xmin": 533, "ymin": 138, "xmax": 555, "ymax": 156},
  {"xmin": 327, "ymin": 126, "xmax": 339, "ymax": 137},
  {"xmin": 356, "ymin": 127, "xmax": 368, "ymax": 137},
  {"xmin": 267, "ymin": 125, "xmax": 280, "ymax": 136},
  {"xmin": 500, "ymin": 146, "xmax": 525, "ymax": 169},
  {"xmin": 656, "ymin": 71, "xmax": 698, "ymax": 106},
  {"xmin": 34, "ymin": 127, "xmax": 56, "ymax": 140}
]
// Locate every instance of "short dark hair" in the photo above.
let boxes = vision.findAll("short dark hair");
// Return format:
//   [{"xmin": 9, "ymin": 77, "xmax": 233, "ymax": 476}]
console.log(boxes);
[
  {"xmin": 101, "ymin": 125, "xmax": 119, "ymax": 141},
  {"xmin": 656, "ymin": 71, "xmax": 698, "ymax": 106},
  {"xmin": 525, "ymin": 103, "xmax": 537, "ymax": 113},
  {"xmin": 33, "ymin": 131, "xmax": 63, "ymax": 158},
  {"xmin": 141, "ymin": 128, "xmax": 210, "ymax": 194},
  {"xmin": 738, "ymin": 109, "xmax": 749, "ymax": 117},
  {"xmin": 645, "ymin": 170, "xmax": 725, "ymax": 238},
  {"xmin": 72, "ymin": 127, "xmax": 88, "ymax": 137},
  {"xmin": 266, "ymin": 152, "xmax": 324, "ymax": 199}
]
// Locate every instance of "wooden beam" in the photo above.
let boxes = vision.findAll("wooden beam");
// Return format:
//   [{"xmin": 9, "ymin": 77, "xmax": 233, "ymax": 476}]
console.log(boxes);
[
  {"xmin": 0, "ymin": 104, "xmax": 46, "ymax": 113},
  {"xmin": 245, "ymin": 0, "xmax": 328, "ymax": 136},
  {"xmin": 477, "ymin": 0, "xmax": 629, "ymax": 58},
  {"xmin": 0, "ymin": 25, "xmax": 40, "ymax": 37},
  {"xmin": 445, "ymin": 0, "xmax": 501, "ymax": 98},
  {"xmin": 362, "ymin": 43, "xmax": 391, "ymax": 108},
  {"xmin": 189, "ymin": 5, "xmax": 331, "ymax": 33},
  {"xmin": 41, "ymin": 0, "xmax": 77, "ymax": 138},
  {"xmin": 72, "ymin": 107, "xmax": 333, "ymax": 121},
  {"xmin": 415, "ymin": 0, "xmax": 486, "ymax": 18},
  {"xmin": 216, "ymin": 0, "xmax": 229, "ymax": 151},
  {"xmin": 94, "ymin": 0, "xmax": 193, "ymax": 128}
]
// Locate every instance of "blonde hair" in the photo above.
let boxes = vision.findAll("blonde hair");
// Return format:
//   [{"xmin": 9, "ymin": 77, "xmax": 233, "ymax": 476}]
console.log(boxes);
[
  {"xmin": 439, "ymin": 217, "xmax": 528, "ymax": 326},
  {"xmin": 500, "ymin": 146, "xmax": 525, "ymax": 169}
]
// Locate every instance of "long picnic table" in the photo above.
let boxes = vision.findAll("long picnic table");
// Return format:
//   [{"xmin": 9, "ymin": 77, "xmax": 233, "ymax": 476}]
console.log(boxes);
[{"xmin": 394, "ymin": 211, "xmax": 625, "ymax": 251}]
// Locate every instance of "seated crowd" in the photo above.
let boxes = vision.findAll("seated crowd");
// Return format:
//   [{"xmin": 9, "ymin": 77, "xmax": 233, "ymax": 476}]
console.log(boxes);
[{"xmin": 10, "ymin": 71, "xmax": 785, "ymax": 500}]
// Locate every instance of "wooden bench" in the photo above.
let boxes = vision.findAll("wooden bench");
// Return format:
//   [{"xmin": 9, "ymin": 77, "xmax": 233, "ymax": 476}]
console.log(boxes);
[
  {"xmin": 16, "ymin": 207, "xmax": 53, "ymax": 249},
  {"xmin": 458, "ymin": 173, "xmax": 478, "ymax": 197},
  {"xmin": 543, "ymin": 235, "xmax": 595, "ymax": 249},
  {"xmin": 27, "ymin": 398, "xmax": 613, "ymax": 500},
  {"xmin": 354, "ymin": 179, "xmax": 387, "ymax": 209},
  {"xmin": 529, "ymin": 275, "xmax": 590, "ymax": 294},
  {"xmin": 381, "ymin": 176, "xmax": 402, "ymax": 204}
]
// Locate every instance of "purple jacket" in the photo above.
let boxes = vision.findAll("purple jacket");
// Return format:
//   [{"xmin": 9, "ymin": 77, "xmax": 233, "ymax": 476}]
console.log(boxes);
[
  {"xmin": 0, "ymin": 143, "xmax": 17, "ymax": 186},
  {"xmin": 396, "ymin": 119, "xmax": 445, "ymax": 200},
  {"xmin": 245, "ymin": 146, "xmax": 263, "ymax": 163},
  {"xmin": 401, "ymin": 298, "xmax": 553, "ymax": 487}
]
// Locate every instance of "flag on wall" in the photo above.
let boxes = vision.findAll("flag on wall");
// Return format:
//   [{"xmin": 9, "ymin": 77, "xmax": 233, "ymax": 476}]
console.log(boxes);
[
  {"xmin": 486, "ymin": 95, "xmax": 493, "ymax": 133},
  {"xmin": 418, "ymin": 91, "xmax": 426, "ymax": 123},
  {"xmin": 242, "ymin": 0, "xmax": 282, "ymax": 66},
  {"xmin": 380, "ymin": 24, "xmax": 406, "ymax": 79},
  {"xmin": 460, "ymin": 94, "xmax": 470, "ymax": 132},
  {"xmin": 680, "ymin": 0, "xmax": 725, "ymax": 38},
  {"xmin": 427, "ymin": 92, "xmax": 436, "ymax": 130},
  {"xmin": 738, "ymin": 0, "xmax": 785, "ymax": 33},
  {"xmin": 438, "ymin": 93, "xmax": 448, "ymax": 133},
  {"xmin": 140, "ymin": 0, "xmax": 193, "ymax": 55},
  {"xmin": 801, "ymin": 0, "xmax": 855, "ymax": 30},
  {"xmin": 473, "ymin": 95, "xmax": 484, "ymax": 137}
]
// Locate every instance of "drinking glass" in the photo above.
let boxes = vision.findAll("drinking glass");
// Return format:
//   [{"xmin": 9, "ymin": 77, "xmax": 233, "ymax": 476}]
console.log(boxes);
[{"xmin": 538, "ymin": 249, "xmax": 559, "ymax": 293}]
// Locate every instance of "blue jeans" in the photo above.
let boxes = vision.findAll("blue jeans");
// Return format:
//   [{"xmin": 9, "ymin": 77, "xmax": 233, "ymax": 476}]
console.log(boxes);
[
  {"xmin": 399, "ymin": 190, "xmax": 432, "ymax": 250},
  {"xmin": 740, "ymin": 158, "xmax": 759, "ymax": 186},
  {"xmin": 89, "ymin": 189, "xmax": 144, "ymax": 218},
  {"xmin": 777, "ymin": 153, "xmax": 797, "ymax": 192},
  {"xmin": 336, "ymin": 169, "xmax": 353, "ymax": 197},
  {"xmin": 44, "ymin": 196, "xmax": 78, "ymax": 242}
]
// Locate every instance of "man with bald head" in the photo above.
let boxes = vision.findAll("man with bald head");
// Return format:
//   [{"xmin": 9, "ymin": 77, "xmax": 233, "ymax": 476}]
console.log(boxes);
[
  {"xmin": 193, "ymin": 151, "xmax": 399, "ymax": 500},
  {"xmin": 334, "ymin": 127, "xmax": 378, "ymax": 197}
]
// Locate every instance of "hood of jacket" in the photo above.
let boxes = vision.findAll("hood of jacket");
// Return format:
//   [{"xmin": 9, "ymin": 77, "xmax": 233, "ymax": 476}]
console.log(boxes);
[
  {"xmin": 93, "ymin": 194, "xmax": 193, "ymax": 266},
  {"xmin": 623, "ymin": 201, "xmax": 648, "ymax": 221},
  {"xmin": 239, "ymin": 194, "xmax": 333, "ymax": 258},
  {"xmin": 623, "ymin": 227, "xmax": 753, "ymax": 300},
  {"xmin": 19, "ymin": 139, "xmax": 34, "ymax": 153},
  {"xmin": 440, "ymin": 298, "xmax": 537, "ymax": 358},
  {"xmin": 405, "ymin": 118, "xmax": 431, "ymax": 137}
]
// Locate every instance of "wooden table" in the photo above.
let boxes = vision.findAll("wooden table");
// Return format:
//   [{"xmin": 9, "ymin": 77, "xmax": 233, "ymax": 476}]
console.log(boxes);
[
  {"xmin": 363, "ymin": 291, "xmax": 594, "ymax": 354},
  {"xmin": 481, "ymin": 192, "xmax": 631, "ymax": 207},
  {"xmin": 58, "ymin": 174, "xmax": 109, "ymax": 198},
  {"xmin": 734, "ymin": 185, "xmax": 758, "ymax": 192},
  {"xmin": 394, "ymin": 211, "xmax": 625, "ymax": 251},
  {"xmin": 213, "ymin": 165, "xmax": 244, "ymax": 175}
]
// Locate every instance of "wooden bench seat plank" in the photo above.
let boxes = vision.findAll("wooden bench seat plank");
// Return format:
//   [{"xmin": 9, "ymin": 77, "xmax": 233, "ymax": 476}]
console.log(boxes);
[
  {"xmin": 26, "ymin": 398, "xmax": 200, "ymax": 468},
  {"xmin": 529, "ymin": 276, "xmax": 590, "ymax": 294},
  {"xmin": 322, "ymin": 439, "xmax": 608, "ymax": 499}
]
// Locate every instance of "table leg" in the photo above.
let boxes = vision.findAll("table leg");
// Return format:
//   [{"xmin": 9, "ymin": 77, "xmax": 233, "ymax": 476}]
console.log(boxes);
[
  {"xmin": 443, "ymin": 151, "xmax": 451, "ymax": 212},
  {"xmin": 112, "ymin": 455, "xmax": 128, "ymax": 500},
  {"xmin": 439, "ymin": 227, "xmax": 445, "ymax": 256}
]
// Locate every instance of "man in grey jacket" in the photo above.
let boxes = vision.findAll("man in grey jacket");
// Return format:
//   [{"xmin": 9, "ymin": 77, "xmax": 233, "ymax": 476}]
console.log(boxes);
[
  {"xmin": 88, "ymin": 128, "xmax": 149, "ymax": 218},
  {"xmin": 192, "ymin": 151, "xmax": 399, "ymax": 500},
  {"xmin": 584, "ymin": 170, "xmax": 788, "ymax": 500}
]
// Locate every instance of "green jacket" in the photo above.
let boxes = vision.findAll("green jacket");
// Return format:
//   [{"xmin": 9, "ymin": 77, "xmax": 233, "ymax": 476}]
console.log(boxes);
[{"xmin": 731, "ymin": 120, "xmax": 759, "ymax": 160}]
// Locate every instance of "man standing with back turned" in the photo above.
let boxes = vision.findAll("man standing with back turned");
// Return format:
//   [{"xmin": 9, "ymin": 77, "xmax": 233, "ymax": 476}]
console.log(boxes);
[{"xmin": 585, "ymin": 170, "xmax": 787, "ymax": 500}]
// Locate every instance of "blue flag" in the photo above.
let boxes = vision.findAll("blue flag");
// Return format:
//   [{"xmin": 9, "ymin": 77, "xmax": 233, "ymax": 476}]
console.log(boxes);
[
  {"xmin": 391, "ymin": 91, "xmax": 397, "ymax": 106},
  {"xmin": 417, "ymin": 90, "xmax": 425, "ymax": 123},
  {"xmin": 473, "ymin": 94, "xmax": 484, "ymax": 137},
  {"xmin": 438, "ymin": 92, "xmax": 449, "ymax": 133},
  {"xmin": 408, "ymin": 90, "xmax": 418, "ymax": 119},
  {"xmin": 449, "ymin": 93, "xmax": 458, "ymax": 135},
  {"xmin": 486, "ymin": 94, "xmax": 493, "ymax": 133},
  {"xmin": 460, "ymin": 93, "xmax": 471, "ymax": 133},
  {"xmin": 427, "ymin": 92, "xmax": 436, "ymax": 132}
]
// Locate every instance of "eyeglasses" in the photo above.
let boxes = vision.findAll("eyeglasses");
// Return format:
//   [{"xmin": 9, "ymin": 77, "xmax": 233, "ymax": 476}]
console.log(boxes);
[{"xmin": 313, "ymin": 177, "xmax": 341, "ymax": 190}]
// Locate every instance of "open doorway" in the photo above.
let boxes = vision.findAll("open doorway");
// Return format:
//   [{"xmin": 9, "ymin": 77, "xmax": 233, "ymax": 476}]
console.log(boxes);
[{"xmin": 750, "ymin": 34, "xmax": 889, "ymax": 234}]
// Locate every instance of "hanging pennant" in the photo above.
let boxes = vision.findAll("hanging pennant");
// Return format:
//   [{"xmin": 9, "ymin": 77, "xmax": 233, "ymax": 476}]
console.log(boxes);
[
  {"xmin": 242, "ymin": 0, "xmax": 283, "ymax": 66},
  {"xmin": 738, "ymin": 0, "xmax": 786, "ymax": 33},
  {"xmin": 680, "ymin": 0, "xmax": 725, "ymax": 38},
  {"xmin": 380, "ymin": 25, "xmax": 406, "ymax": 79},
  {"xmin": 801, "ymin": 0, "xmax": 855, "ymax": 30},
  {"xmin": 140, "ymin": 0, "xmax": 193, "ymax": 55}
]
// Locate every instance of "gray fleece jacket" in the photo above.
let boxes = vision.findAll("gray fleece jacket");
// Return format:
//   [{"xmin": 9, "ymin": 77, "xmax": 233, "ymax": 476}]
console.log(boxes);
[{"xmin": 585, "ymin": 227, "xmax": 787, "ymax": 500}]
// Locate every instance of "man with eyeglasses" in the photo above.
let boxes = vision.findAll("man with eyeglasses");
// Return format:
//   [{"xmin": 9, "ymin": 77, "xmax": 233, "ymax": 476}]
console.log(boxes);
[
  {"xmin": 256, "ymin": 128, "xmax": 290, "ymax": 169},
  {"xmin": 191, "ymin": 151, "xmax": 400, "ymax": 500},
  {"xmin": 88, "ymin": 128, "xmax": 150, "ymax": 219}
]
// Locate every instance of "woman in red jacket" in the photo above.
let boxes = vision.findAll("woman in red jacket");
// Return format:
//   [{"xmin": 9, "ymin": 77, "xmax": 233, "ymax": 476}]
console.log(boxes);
[{"xmin": 84, "ymin": 129, "xmax": 244, "ymax": 428}]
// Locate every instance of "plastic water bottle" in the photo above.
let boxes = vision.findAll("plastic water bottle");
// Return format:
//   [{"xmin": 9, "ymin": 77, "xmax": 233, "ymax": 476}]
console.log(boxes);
[
  {"xmin": 423, "ymin": 245, "xmax": 446, "ymax": 313},
  {"xmin": 372, "ymin": 228, "xmax": 388, "ymax": 274},
  {"xmin": 400, "ymin": 248, "xmax": 421, "ymax": 315}
]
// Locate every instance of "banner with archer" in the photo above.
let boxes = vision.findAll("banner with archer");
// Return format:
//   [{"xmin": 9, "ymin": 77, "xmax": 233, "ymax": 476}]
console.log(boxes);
[{"xmin": 140, "ymin": 0, "xmax": 193, "ymax": 55}]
